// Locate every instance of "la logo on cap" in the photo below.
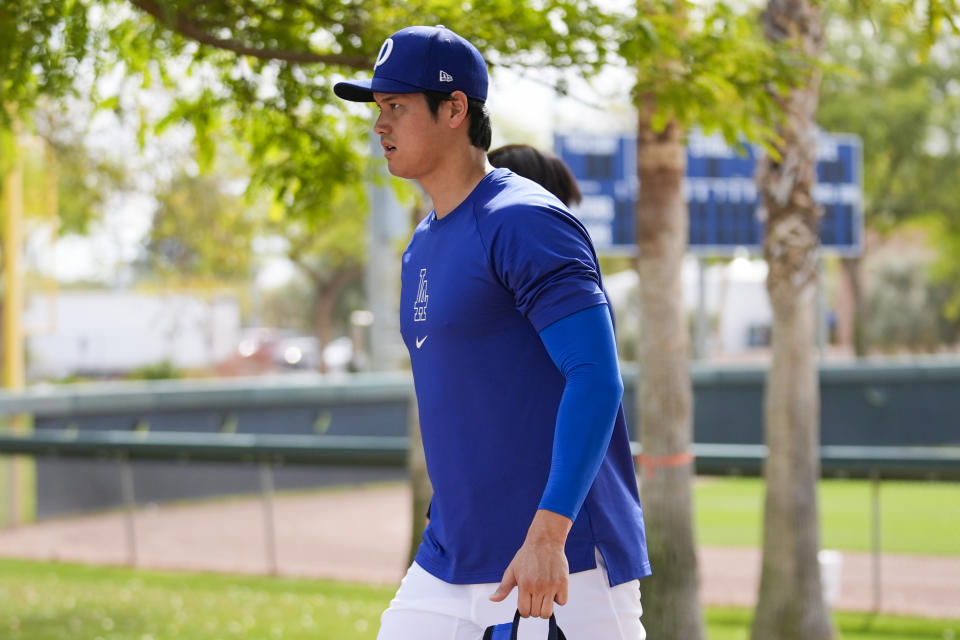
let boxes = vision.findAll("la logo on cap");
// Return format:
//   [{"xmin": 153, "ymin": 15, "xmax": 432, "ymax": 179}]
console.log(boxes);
[
  {"xmin": 439, "ymin": 70, "xmax": 453, "ymax": 82},
  {"xmin": 375, "ymin": 38, "xmax": 394, "ymax": 68}
]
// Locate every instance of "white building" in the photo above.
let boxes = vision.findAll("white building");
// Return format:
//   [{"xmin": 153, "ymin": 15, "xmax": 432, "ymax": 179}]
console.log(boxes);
[
  {"xmin": 24, "ymin": 291, "xmax": 242, "ymax": 378},
  {"xmin": 604, "ymin": 256, "xmax": 773, "ymax": 356}
]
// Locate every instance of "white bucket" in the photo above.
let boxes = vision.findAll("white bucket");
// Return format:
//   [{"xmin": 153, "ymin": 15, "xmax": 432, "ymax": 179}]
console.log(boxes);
[{"xmin": 818, "ymin": 549, "xmax": 844, "ymax": 605}]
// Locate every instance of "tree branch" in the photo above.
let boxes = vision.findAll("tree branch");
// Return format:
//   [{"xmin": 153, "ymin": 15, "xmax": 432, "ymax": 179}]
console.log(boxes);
[{"xmin": 127, "ymin": 0, "xmax": 372, "ymax": 69}]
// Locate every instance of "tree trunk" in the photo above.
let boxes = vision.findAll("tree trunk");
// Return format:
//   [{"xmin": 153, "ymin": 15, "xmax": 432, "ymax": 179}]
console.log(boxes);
[
  {"xmin": 635, "ymin": 107, "xmax": 705, "ymax": 640},
  {"xmin": 313, "ymin": 290, "xmax": 335, "ymax": 375},
  {"xmin": 406, "ymin": 392, "xmax": 432, "ymax": 566},
  {"xmin": 752, "ymin": 2, "xmax": 835, "ymax": 639},
  {"xmin": 309, "ymin": 265, "xmax": 363, "ymax": 374},
  {"xmin": 840, "ymin": 257, "xmax": 866, "ymax": 356},
  {"xmin": 405, "ymin": 198, "xmax": 433, "ymax": 567}
]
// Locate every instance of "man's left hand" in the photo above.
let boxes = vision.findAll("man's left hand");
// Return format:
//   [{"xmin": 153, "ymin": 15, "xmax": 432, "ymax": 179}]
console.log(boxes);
[{"xmin": 489, "ymin": 509, "xmax": 573, "ymax": 618}]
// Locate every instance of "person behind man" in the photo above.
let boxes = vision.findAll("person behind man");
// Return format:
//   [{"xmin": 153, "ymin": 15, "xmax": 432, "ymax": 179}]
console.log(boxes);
[
  {"xmin": 334, "ymin": 25, "xmax": 650, "ymax": 639},
  {"xmin": 488, "ymin": 144, "xmax": 582, "ymax": 208}
]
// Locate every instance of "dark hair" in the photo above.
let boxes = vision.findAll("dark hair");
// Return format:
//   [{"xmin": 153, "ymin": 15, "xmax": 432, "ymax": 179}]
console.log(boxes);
[
  {"xmin": 488, "ymin": 144, "xmax": 583, "ymax": 207},
  {"xmin": 423, "ymin": 90, "xmax": 492, "ymax": 152}
]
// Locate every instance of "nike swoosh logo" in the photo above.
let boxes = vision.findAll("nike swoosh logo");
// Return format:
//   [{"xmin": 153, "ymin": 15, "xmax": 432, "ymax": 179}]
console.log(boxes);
[{"xmin": 416, "ymin": 335, "xmax": 428, "ymax": 349}]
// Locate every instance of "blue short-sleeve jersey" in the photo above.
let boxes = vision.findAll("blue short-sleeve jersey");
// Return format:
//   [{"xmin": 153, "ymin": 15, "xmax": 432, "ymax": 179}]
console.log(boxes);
[{"xmin": 400, "ymin": 168, "xmax": 651, "ymax": 586}]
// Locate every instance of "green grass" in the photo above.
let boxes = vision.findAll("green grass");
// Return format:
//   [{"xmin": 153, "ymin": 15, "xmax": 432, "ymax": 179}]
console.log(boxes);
[
  {"xmin": 0, "ymin": 558, "xmax": 395, "ymax": 640},
  {"xmin": 0, "ymin": 559, "xmax": 956, "ymax": 640},
  {"xmin": 694, "ymin": 477, "xmax": 960, "ymax": 555},
  {"xmin": 706, "ymin": 608, "xmax": 959, "ymax": 640}
]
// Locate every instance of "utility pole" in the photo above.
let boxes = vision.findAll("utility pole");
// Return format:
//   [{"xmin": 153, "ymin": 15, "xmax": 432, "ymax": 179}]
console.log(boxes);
[{"xmin": 1, "ymin": 117, "xmax": 26, "ymax": 527}]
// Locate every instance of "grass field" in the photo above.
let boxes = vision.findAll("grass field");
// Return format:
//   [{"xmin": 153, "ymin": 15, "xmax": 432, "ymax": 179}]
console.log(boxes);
[
  {"xmin": 0, "ymin": 559, "xmax": 956, "ymax": 640},
  {"xmin": 694, "ymin": 477, "xmax": 960, "ymax": 555},
  {"xmin": 0, "ymin": 558, "xmax": 393, "ymax": 640}
]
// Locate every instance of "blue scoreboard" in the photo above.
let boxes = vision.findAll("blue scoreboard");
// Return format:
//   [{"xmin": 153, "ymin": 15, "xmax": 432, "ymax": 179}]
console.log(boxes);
[{"xmin": 554, "ymin": 130, "xmax": 863, "ymax": 256}]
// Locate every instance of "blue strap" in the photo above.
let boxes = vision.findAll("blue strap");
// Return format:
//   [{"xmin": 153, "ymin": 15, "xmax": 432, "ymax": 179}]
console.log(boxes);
[
  {"xmin": 482, "ymin": 610, "xmax": 566, "ymax": 640},
  {"xmin": 536, "ymin": 303, "xmax": 623, "ymax": 520}
]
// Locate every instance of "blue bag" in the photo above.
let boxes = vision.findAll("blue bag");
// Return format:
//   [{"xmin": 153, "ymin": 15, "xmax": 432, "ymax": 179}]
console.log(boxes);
[{"xmin": 482, "ymin": 610, "xmax": 567, "ymax": 640}]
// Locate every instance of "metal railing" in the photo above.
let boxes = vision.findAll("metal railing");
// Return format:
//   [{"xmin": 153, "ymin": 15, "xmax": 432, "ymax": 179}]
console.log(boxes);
[
  {"xmin": 635, "ymin": 441, "xmax": 960, "ymax": 612},
  {"xmin": 0, "ymin": 431, "xmax": 406, "ymax": 574},
  {"xmin": 2, "ymin": 429, "xmax": 959, "ymax": 611}
]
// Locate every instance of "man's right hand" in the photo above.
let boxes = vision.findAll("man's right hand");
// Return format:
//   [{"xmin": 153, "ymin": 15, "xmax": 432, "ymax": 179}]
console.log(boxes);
[{"xmin": 489, "ymin": 509, "xmax": 572, "ymax": 618}]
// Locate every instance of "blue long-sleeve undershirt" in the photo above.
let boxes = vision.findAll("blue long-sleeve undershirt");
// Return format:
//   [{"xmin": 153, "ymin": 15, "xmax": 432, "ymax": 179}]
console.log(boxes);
[{"xmin": 536, "ymin": 303, "xmax": 624, "ymax": 520}]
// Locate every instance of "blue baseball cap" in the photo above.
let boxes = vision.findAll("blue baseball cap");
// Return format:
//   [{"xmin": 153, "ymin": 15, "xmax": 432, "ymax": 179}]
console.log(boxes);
[{"xmin": 334, "ymin": 25, "xmax": 488, "ymax": 103}]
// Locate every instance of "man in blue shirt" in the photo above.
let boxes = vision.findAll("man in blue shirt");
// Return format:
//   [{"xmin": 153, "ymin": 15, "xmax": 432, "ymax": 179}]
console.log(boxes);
[{"xmin": 335, "ymin": 25, "xmax": 650, "ymax": 639}]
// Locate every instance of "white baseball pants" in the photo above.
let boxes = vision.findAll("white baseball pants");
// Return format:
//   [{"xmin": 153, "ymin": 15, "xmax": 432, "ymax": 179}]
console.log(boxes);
[{"xmin": 377, "ymin": 549, "xmax": 645, "ymax": 639}]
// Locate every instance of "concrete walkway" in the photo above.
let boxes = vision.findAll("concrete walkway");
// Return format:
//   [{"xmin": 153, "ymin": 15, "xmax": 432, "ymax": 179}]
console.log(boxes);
[{"xmin": 0, "ymin": 484, "xmax": 957, "ymax": 619}]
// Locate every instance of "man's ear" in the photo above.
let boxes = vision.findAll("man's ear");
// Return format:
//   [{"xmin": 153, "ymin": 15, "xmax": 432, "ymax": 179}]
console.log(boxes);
[{"xmin": 446, "ymin": 90, "xmax": 470, "ymax": 129}]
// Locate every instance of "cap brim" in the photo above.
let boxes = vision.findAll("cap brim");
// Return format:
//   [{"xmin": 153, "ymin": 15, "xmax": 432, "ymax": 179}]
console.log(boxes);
[
  {"xmin": 334, "ymin": 77, "xmax": 427, "ymax": 102},
  {"xmin": 334, "ymin": 79, "xmax": 374, "ymax": 102}
]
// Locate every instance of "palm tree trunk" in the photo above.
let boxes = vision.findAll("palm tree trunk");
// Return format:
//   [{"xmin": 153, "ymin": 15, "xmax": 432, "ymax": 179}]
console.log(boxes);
[
  {"xmin": 635, "ymin": 106, "xmax": 705, "ymax": 640},
  {"xmin": 752, "ymin": 2, "xmax": 835, "ymax": 639}
]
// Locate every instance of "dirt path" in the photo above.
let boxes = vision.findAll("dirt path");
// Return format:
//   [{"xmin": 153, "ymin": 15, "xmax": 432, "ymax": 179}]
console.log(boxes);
[{"xmin": 1, "ymin": 484, "xmax": 957, "ymax": 619}]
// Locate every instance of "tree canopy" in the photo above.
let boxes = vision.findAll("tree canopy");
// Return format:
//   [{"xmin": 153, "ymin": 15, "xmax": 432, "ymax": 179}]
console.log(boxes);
[
  {"xmin": 820, "ymin": 2, "xmax": 960, "ymax": 229},
  {"xmin": 140, "ymin": 169, "xmax": 257, "ymax": 283},
  {"xmin": 819, "ymin": 2, "xmax": 960, "ymax": 334},
  {"xmin": 2, "ymin": 0, "xmax": 620, "ymax": 230},
  {"xmin": 4, "ymin": 0, "xmax": 958, "ymax": 219}
]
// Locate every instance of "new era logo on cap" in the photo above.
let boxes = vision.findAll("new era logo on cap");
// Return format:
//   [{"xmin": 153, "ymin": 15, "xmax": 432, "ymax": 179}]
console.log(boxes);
[{"xmin": 333, "ymin": 25, "xmax": 488, "ymax": 103}]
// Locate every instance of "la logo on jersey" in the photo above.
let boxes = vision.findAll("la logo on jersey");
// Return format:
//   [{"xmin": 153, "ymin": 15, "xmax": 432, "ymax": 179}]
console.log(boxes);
[{"xmin": 414, "ymin": 268, "xmax": 429, "ymax": 321}]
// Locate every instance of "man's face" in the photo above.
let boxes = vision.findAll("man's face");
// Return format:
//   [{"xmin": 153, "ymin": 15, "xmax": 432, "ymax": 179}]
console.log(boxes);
[{"xmin": 373, "ymin": 92, "xmax": 449, "ymax": 181}]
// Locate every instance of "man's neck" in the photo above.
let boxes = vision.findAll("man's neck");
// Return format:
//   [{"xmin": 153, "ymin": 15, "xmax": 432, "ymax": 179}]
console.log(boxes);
[{"xmin": 420, "ymin": 147, "xmax": 493, "ymax": 218}]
